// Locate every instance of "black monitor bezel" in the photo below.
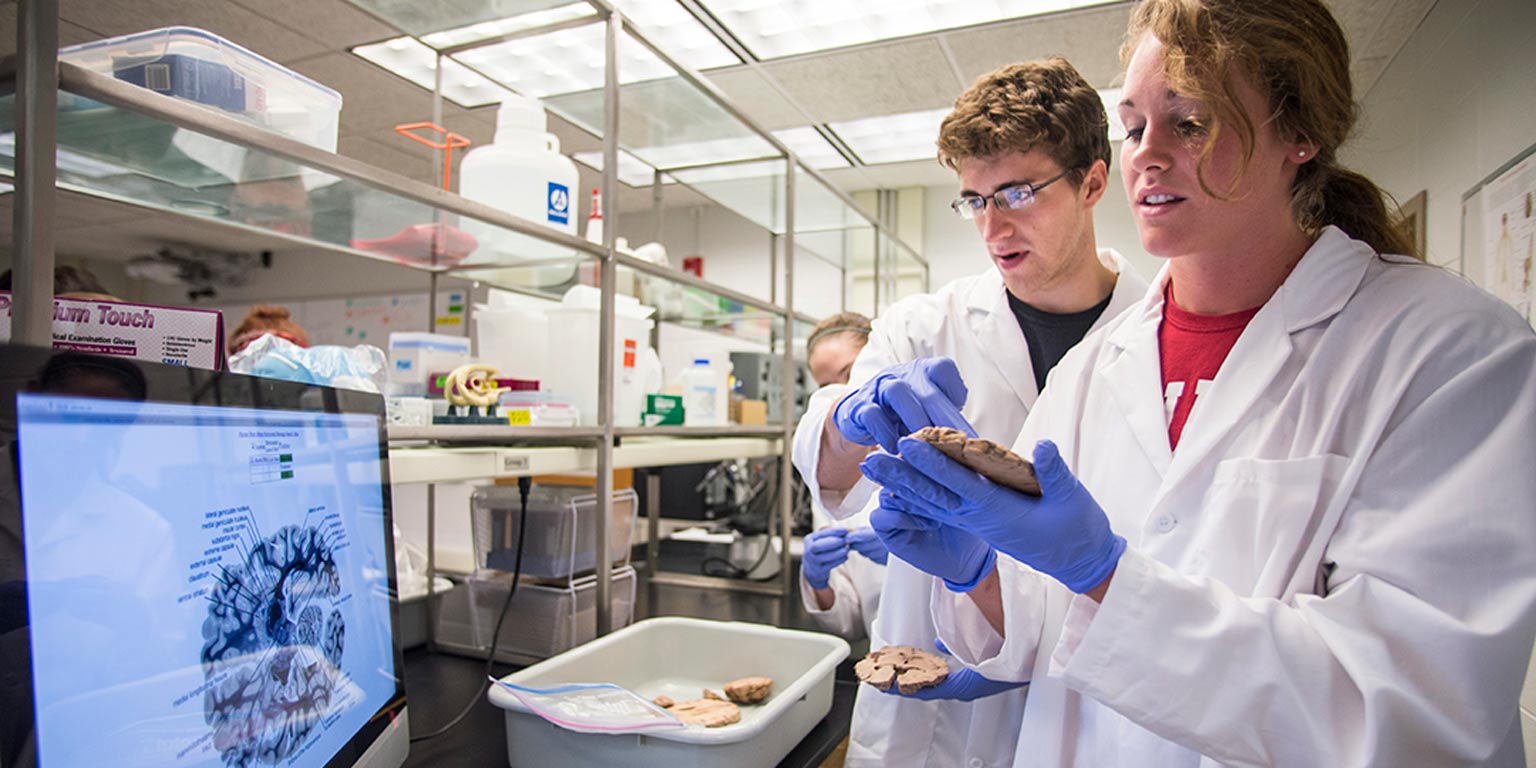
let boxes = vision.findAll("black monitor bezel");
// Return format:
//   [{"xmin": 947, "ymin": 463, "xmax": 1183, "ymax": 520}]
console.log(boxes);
[{"xmin": 0, "ymin": 342, "xmax": 407, "ymax": 768}]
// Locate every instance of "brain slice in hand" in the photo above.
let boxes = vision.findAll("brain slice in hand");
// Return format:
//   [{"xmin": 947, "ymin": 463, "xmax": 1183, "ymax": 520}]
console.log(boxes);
[
  {"xmin": 854, "ymin": 645, "xmax": 949, "ymax": 694},
  {"xmin": 913, "ymin": 427, "xmax": 1041, "ymax": 496}
]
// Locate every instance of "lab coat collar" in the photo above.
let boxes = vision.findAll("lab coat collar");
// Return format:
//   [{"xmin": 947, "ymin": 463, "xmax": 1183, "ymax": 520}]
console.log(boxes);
[
  {"xmin": 1101, "ymin": 225, "xmax": 1375, "ymax": 485},
  {"xmin": 964, "ymin": 248, "xmax": 1141, "ymax": 409}
]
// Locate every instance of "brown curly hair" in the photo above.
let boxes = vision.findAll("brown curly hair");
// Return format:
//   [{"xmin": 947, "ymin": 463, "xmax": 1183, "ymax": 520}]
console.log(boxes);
[
  {"xmin": 936, "ymin": 57, "xmax": 1112, "ymax": 186},
  {"xmin": 1123, "ymin": 0, "xmax": 1415, "ymax": 257}
]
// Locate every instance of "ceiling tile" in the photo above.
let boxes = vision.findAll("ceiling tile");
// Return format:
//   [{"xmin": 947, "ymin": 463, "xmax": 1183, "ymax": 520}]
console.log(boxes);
[
  {"xmin": 337, "ymin": 135, "xmax": 433, "ymax": 184},
  {"xmin": 229, "ymin": 0, "xmax": 401, "ymax": 51},
  {"xmin": 941, "ymin": 4, "xmax": 1131, "ymax": 89},
  {"xmin": 703, "ymin": 67, "xmax": 810, "ymax": 131},
  {"xmin": 763, "ymin": 38, "xmax": 962, "ymax": 124},
  {"xmin": 59, "ymin": 0, "xmax": 327, "ymax": 63},
  {"xmin": 0, "ymin": 3, "xmax": 109, "ymax": 58}
]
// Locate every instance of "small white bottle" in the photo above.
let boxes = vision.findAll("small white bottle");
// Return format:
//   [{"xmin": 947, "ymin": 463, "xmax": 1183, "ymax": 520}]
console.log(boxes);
[{"xmin": 682, "ymin": 358, "xmax": 724, "ymax": 426}]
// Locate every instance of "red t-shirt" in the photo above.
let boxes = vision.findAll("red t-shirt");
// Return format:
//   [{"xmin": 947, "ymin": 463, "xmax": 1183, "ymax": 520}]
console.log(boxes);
[{"xmin": 1159, "ymin": 285, "xmax": 1261, "ymax": 449}]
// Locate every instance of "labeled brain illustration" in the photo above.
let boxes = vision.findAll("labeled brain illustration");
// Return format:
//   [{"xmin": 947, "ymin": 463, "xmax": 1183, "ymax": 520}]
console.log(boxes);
[{"xmin": 201, "ymin": 525, "xmax": 345, "ymax": 766}]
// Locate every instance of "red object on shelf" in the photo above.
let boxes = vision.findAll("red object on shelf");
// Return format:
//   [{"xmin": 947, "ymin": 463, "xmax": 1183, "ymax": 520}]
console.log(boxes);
[
  {"xmin": 351, "ymin": 223, "xmax": 478, "ymax": 266},
  {"xmin": 682, "ymin": 256, "xmax": 703, "ymax": 278}
]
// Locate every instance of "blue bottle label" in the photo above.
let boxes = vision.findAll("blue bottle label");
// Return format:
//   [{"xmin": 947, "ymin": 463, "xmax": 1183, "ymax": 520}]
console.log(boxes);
[{"xmin": 547, "ymin": 182, "xmax": 570, "ymax": 225}]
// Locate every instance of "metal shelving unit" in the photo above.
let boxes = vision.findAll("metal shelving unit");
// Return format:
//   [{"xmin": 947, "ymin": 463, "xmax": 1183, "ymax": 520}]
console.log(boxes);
[{"xmin": 3, "ymin": 0, "xmax": 927, "ymax": 635}]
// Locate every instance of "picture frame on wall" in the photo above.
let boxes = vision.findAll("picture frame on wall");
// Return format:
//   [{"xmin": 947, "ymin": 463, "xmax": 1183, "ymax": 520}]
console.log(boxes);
[{"xmin": 1397, "ymin": 190, "xmax": 1427, "ymax": 261}]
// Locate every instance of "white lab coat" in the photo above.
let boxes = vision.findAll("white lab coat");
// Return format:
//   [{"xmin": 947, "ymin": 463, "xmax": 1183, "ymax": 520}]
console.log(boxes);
[
  {"xmin": 792, "ymin": 250, "xmax": 1148, "ymax": 768},
  {"xmin": 932, "ymin": 227, "xmax": 1536, "ymax": 767},
  {"xmin": 799, "ymin": 507, "xmax": 886, "ymax": 642}
]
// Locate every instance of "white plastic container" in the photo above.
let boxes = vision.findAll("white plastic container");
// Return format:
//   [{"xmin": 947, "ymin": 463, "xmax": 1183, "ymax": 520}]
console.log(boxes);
[
  {"xmin": 681, "ymin": 358, "xmax": 728, "ymax": 426},
  {"xmin": 544, "ymin": 305, "xmax": 655, "ymax": 427},
  {"xmin": 458, "ymin": 95, "xmax": 580, "ymax": 265},
  {"xmin": 61, "ymin": 27, "xmax": 341, "ymax": 151},
  {"xmin": 473, "ymin": 303, "xmax": 549, "ymax": 383},
  {"xmin": 488, "ymin": 617, "xmax": 850, "ymax": 768},
  {"xmin": 387, "ymin": 332, "xmax": 471, "ymax": 396}
]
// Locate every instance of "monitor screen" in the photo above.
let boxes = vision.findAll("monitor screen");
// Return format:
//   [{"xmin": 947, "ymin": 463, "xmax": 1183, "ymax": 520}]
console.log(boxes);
[{"xmin": 0, "ymin": 345, "xmax": 407, "ymax": 768}]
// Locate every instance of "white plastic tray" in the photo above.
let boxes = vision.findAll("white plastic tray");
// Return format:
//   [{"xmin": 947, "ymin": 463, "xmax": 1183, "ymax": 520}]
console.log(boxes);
[{"xmin": 487, "ymin": 616, "xmax": 849, "ymax": 767}]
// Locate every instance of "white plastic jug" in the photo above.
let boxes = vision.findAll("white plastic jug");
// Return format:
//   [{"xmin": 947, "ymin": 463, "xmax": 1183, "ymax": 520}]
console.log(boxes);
[
  {"xmin": 681, "ymin": 358, "xmax": 727, "ymax": 427},
  {"xmin": 458, "ymin": 94, "xmax": 580, "ymax": 279}
]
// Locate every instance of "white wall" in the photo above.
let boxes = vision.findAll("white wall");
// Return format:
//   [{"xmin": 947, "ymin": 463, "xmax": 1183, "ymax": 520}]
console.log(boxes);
[
  {"xmin": 1336, "ymin": 0, "xmax": 1536, "ymax": 753},
  {"xmin": 1342, "ymin": 0, "xmax": 1536, "ymax": 271},
  {"xmin": 921, "ymin": 158, "xmax": 1158, "ymax": 294}
]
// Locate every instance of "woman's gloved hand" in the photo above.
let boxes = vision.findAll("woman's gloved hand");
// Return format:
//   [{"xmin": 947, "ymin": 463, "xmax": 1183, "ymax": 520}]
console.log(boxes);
[
  {"xmin": 862, "ymin": 437, "xmax": 1124, "ymax": 594},
  {"xmin": 845, "ymin": 526, "xmax": 889, "ymax": 565},
  {"xmin": 832, "ymin": 358, "xmax": 977, "ymax": 453},
  {"xmin": 885, "ymin": 640, "xmax": 1029, "ymax": 701},
  {"xmin": 800, "ymin": 527, "xmax": 851, "ymax": 591},
  {"xmin": 871, "ymin": 490, "xmax": 996, "ymax": 591}
]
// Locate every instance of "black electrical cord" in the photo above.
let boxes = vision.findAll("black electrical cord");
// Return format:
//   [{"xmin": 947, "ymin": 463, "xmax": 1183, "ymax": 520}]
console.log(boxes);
[{"xmin": 411, "ymin": 475, "xmax": 533, "ymax": 743}]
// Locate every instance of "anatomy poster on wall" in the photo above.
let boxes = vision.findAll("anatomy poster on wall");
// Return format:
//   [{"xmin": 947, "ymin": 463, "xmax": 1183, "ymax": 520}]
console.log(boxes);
[{"xmin": 1482, "ymin": 151, "xmax": 1536, "ymax": 323}]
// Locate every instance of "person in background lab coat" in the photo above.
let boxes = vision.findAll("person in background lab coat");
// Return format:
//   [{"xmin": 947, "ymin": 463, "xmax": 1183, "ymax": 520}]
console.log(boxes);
[
  {"xmin": 799, "ymin": 313, "xmax": 888, "ymax": 643},
  {"xmin": 862, "ymin": 1, "xmax": 1536, "ymax": 765},
  {"xmin": 792, "ymin": 58, "xmax": 1148, "ymax": 768}
]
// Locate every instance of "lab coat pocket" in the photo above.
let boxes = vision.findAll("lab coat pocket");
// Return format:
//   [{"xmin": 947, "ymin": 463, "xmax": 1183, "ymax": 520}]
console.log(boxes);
[{"xmin": 1196, "ymin": 453, "xmax": 1349, "ymax": 598}]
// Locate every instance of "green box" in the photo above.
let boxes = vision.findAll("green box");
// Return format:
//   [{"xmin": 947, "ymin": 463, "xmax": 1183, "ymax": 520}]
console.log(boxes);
[{"xmin": 644, "ymin": 394, "xmax": 684, "ymax": 426}]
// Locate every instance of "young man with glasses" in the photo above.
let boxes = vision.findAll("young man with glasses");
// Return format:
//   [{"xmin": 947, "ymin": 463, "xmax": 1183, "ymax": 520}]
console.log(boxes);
[{"xmin": 790, "ymin": 58, "xmax": 1147, "ymax": 767}]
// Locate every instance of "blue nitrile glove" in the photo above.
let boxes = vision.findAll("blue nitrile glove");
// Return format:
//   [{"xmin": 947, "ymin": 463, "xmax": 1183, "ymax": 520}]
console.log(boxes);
[
  {"xmin": 871, "ymin": 490, "xmax": 995, "ymax": 591},
  {"xmin": 845, "ymin": 526, "xmax": 889, "ymax": 565},
  {"xmin": 889, "ymin": 666, "xmax": 1030, "ymax": 702},
  {"xmin": 863, "ymin": 437, "xmax": 1125, "ymax": 595},
  {"xmin": 801, "ymin": 527, "xmax": 851, "ymax": 591},
  {"xmin": 832, "ymin": 358, "xmax": 977, "ymax": 454},
  {"xmin": 885, "ymin": 639, "xmax": 1028, "ymax": 701}
]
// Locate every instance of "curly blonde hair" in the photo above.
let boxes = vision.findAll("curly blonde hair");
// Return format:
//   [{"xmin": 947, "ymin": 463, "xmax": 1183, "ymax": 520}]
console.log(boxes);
[
  {"xmin": 936, "ymin": 57, "xmax": 1112, "ymax": 186},
  {"xmin": 1123, "ymin": 0, "xmax": 1415, "ymax": 257}
]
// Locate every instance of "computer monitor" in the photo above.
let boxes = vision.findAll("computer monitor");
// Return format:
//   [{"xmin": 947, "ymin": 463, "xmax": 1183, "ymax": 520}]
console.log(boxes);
[{"xmin": 0, "ymin": 344, "xmax": 408, "ymax": 768}]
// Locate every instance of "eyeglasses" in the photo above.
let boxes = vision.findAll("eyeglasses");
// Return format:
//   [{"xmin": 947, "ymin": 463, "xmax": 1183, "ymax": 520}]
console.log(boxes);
[{"xmin": 949, "ymin": 169, "xmax": 1072, "ymax": 220}]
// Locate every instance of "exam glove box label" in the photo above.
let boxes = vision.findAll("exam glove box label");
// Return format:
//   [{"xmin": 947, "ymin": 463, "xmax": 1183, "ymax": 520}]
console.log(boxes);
[{"xmin": 0, "ymin": 291, "xmax": 225, "ymax": 370}]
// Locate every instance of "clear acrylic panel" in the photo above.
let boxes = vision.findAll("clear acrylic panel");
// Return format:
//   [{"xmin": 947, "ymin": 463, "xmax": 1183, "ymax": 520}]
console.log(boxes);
[{"xmin": 0, "ymin": 90, "xmax": 595, "ymax": 299}]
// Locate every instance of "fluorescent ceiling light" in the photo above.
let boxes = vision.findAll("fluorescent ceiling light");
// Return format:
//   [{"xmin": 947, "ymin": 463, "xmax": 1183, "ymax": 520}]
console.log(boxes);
[
  {"xmin": 420, "ymin": 3, "xmax": 597, "ymax": 49},
  {"xmin": 828, "ymin": 107, "xmax": 949, "ymax": 165},
  {"xmin": 573, "ymin": 149, "xmax": 661, "ymax": 188},
  {"xmin": 353, "ymin": 37, "xmax": 517, "ymax": 107},
  {"xmin": 449, "ymin": 0, "xmax": 738, "ymax": 98},
  {"xmin": 696, "ymin": 0, "xmax": 1119, "ymax": 59},
  {"xmin": 829, "ymin": 88, "xmax": 1125, "ymax": 166},
  {"xmin": 773, "ymin": 127, "xmax": 849, "ymax": 170},
  {"xmin": 670, "ymin": 158, "xmax": 786, "ymax": 184}
]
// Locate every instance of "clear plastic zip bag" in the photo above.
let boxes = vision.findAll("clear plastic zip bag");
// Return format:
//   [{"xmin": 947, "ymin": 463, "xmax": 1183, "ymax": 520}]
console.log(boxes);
[{"xmin": 490, "ymin": 678, "xmax": 684, "ymax": 733}]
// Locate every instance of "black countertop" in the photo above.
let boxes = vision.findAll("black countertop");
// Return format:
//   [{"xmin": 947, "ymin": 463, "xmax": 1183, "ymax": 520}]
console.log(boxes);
[{"xmin": 402, "ymin": 544, "xmax": 859, "ymax": 768}]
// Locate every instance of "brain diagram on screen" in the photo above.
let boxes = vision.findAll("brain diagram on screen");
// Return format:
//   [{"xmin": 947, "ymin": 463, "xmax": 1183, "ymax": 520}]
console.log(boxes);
[{"xmin": 198, "ymin": 514, "xmax": 350, "ymax": 767}]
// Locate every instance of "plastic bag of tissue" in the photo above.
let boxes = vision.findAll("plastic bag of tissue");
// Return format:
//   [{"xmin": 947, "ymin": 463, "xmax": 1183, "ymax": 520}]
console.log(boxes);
[
  {"xmin": 229, "ymin": 333, "xmax": 386, "ymax": 393},
  {"xmin": 491, "ymin": 679, "xmax": 683, "ymax": 733}
]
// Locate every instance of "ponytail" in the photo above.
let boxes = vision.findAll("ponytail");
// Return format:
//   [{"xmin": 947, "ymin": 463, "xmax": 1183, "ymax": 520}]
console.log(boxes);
[{"xmin": 1292, "ymin": 153, "xmax": 1417, "ymax": 259}]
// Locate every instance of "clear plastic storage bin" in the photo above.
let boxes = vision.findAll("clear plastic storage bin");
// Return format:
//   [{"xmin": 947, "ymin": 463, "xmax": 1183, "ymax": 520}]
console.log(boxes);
[
  {"xmin": 447, "ymin": 566, "xmax": 636, "ymax": 658},
  {"xmin": 471, "ymin": 485, "xmax": 637, "ymax": 579},
  {"xmin": 61, "ymin": 27, "xmax": 342, "ymax": 151}
]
